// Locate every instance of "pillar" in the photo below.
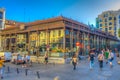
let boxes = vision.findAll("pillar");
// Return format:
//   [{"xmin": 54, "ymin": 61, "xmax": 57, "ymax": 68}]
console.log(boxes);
[
  {"xmin": 63, "ymin": 28, "xmax": 66, "ymax": 50},
  {"xmin": 70, "ymin": 29, "xmax": 73, "ymax": 52}
]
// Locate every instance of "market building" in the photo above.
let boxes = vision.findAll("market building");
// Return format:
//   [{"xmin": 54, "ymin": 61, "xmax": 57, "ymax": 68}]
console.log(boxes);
[
  {"xmin": 0, "ymin": 16, "xmax": 119, "ymax": 63},
  {"xmin": 0, "ymin": 8, "xmax": 5, "ymax": 51}
]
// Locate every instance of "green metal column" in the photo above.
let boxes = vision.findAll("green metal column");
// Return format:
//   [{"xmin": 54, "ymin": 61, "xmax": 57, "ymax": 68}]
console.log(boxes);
[
  {"xmin": 70, "ymin": 29, "xmax": 73, "ymax": 52},
  {"xmin": 63, "ymin": 29, "xmax": 66, "ymax": 50}
]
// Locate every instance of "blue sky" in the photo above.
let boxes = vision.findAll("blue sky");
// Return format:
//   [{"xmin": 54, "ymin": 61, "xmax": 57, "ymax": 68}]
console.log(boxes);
[{"xmin": 0, "ymin": 0, "xmax": 120, "ymax": 25}]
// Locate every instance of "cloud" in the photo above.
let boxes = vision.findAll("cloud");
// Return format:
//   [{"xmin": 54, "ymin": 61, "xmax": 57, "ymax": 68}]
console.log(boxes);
[{"xmin": 108, "ymin": 1, "xmax": 120, "ymax": 10}]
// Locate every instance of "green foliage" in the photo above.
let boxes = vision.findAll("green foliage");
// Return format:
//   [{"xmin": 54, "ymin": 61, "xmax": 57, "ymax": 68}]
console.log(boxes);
[{"xmin": 118, "ymin": 28, "xmax": 120, "ymax": 38}]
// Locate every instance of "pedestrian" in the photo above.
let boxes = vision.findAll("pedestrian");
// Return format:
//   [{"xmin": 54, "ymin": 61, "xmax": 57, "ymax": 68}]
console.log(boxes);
[
  {"xmin": 72, "ymin": 54, "xmax": 77, "ymax": 70},
  {"xmin": 0, "ymin": 57, "xmax": 4, "ymax": 79},
  {"xmin": 98, "ymin": 52, "xmax": 104, "ymax": 71},
  {"xmin": 104, "ymin": 48, "xmax": 109, "ymax": 64},
  {"xmin": 115, "ymin": 48, "xmax": 119, "ymax": 62},
  {"xmin": 96, "ymin": 49, "xmax": 100, "ymax": 56},
  {"xmin": 22, "ymin": 55, "xmax": 27, "ymax": 68},
  {"xmin": 26, "ymin": 54, "xmax": 31, "ymax": 67},
  {"xmin": 88, "ymin": 50, "xmax": 95, "ymax": 70},
  {"xmin": 44, "ymin": 53, "xmax": 48, "ymax": 64},
  {"xmin": 108, "ymin": 50, "xmax": 114, "ymax": 68}
]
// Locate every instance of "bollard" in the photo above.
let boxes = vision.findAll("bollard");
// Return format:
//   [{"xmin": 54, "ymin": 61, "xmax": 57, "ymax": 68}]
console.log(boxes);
[
  {"xmin": 30, "ymin": 61, "xmax": 32, "ymax": 67},
  {"xmin": 36, "ymin": 71, "xmax": 40, "ymax": 79},
  {"xmin": 16, "ymin": 68, "xmax": 19, "ymax": 74},
  {"xmin": 7, "ymin": 66, "xmax": 10, "ymax": 73},
  {"xmin": 25, "ymin": 69, "xmax": 28, "ymax": 76},
  {"xmin": 53, "ymin": 62, "xmax": 55, "ymax": 66}
]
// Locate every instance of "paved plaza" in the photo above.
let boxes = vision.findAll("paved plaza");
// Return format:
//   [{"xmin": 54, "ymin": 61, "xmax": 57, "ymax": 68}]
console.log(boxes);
[{"xmin": 2, "ymin": 58, "xmax": 120, "ymax": 80}]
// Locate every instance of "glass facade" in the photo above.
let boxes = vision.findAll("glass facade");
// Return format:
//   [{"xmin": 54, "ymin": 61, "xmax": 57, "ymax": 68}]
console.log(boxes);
[
  {"xmin": 65, "ymin": 29, "xmax": 70, "ymax": 49},
  {"xmin": 1, "ymin": 16, "xmax": 118, "ymax": 58}
]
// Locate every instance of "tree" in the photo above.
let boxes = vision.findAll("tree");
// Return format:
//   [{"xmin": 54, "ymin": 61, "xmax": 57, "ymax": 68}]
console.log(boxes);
[{"xmin": 118, "ymin": 28, "xmax": 120, "ymax": 38}]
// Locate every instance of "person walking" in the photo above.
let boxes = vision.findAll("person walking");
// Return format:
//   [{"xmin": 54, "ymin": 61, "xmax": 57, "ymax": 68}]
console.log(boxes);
[
  {"xmin": 104, "ymin": 49, "xmax": 109, "ymax": 64},
  {"xmin": 26, "ymin": 54, "xmax": 31, "ymax": 67},
  {"xmin": 0, "ymin": 57, "xmax": 4, "ymax": 79},
  {"xmin": 108, "ymin": 50, "xmax": 114, "ymax": 68},
  {"xmin": 88, "ymin": 50, "xmax": 95, "ymax": 70},
  {"xmin": 72, "ymin": 54, "xmax": 78, "ymax": 70},
  {"xmin": 98, "ymin": 52, "xmax": 104, "ymax": 71},
  {"xmin": 115, "ymin": 48, "xmax": 119, "ymax": 62},
  {"xmin": 22, "ymin": 55, "xmax": 27, "ymax": 68},
  {"xmin": 44, "ymin": 53, "xmax": 48, "ymax": 64}
]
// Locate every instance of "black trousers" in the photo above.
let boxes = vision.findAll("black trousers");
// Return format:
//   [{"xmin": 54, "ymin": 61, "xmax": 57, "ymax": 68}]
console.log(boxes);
[
  {"xmin": 99, "ymin": 60, "xmax": 103, "ymax": 68},
  {"xmin": 72, "ymin": 62, "xmax": 77, "ymax": 70}
]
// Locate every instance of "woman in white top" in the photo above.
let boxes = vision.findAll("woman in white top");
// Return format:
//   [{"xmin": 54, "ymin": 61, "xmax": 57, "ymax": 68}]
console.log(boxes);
[{"xmin": 108, "ymin": 50, "xmax": 114, "ymax": 68}]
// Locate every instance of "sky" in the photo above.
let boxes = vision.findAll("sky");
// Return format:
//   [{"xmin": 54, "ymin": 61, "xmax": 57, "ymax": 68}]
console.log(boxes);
[{"xmin": 0, "ymin": 0, "xmax": 120, "ymax": 26}]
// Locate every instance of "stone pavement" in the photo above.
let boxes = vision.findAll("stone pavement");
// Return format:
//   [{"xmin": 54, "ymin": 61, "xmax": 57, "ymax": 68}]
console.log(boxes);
[{"xmin": 2, "ymin": 58, "xmax": 120, "ymax": 80}]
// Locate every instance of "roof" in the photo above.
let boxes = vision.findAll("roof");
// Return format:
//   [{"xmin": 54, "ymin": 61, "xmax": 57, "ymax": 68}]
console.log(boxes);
[
  {"xmin": 25, "ymin": 16, "xmax": 64, "ymax": 26},
  {"xmin": 4, "ymin": 25, "xmax": 16, "ymax": 30},
  {"xmin": 25, "ymin": 16, "xmax": 89, "ymax": 29}
]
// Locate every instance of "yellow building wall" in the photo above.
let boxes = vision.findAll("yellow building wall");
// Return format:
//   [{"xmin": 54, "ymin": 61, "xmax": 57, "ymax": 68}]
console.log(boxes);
[
  {"xmin": 98, "ymin": 12, "xmax": 116, "ymax": 36},
  {"xmin": 0, "ymin": 35, "xmax": 2, "ymax": 51}
]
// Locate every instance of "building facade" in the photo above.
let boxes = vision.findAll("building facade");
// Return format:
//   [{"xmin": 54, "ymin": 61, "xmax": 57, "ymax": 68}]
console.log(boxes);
[
  {"xmin": 0, "ymin": 8, "xmax": 5, "ymax": 50},
  {"xmin": 0, "ymin": 8, "xmax": 5, "ymax": 30},
  {"xmin": 96, "ymin": 9, "xmax": 120, "ymax": 39},
  {"xmin": 0, "ymin": 16, "xmax": 118, "ymax": 57}
]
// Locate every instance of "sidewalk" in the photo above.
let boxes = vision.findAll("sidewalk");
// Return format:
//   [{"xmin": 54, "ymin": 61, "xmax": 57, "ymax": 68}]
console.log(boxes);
[{"xmin": 2, "ymin": 58, "xmax": 120, "ymax": 80}]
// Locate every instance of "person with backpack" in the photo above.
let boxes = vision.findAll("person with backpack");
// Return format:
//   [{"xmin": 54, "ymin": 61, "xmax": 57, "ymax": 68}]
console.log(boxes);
[
  {"xmin": 72, "ymin": 54, "xmax": 78, "ymax": 70},
  {"xmin": 98, "ymin": 52, "xmax": 104, "ymax": 71},
  {"xmin": 88, "ymin": 50, "xmax": 95, "ymax": 70},
  {"xmin": 108, "ymin": 50, "xmax": 114, "ymax": 68}
]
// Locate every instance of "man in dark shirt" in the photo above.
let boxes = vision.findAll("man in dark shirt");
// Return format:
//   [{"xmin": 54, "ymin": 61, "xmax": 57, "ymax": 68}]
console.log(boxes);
[{"xmin": 88, "ymin": 50, "xmax": 95, "ymax": 70}]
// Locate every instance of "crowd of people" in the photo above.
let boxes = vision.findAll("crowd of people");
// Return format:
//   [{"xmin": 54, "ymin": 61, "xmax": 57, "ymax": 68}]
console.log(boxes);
[
  {"xmin": 21, "ymin": 54, "xmax": 31, "ymax": 68},
  {"xmin": 0, "ymin": 48, "xmax": 120, "ymax": 79},
  {"xmin": 72, "ymin": 48, "xmax": 120, "ymax": 70}
]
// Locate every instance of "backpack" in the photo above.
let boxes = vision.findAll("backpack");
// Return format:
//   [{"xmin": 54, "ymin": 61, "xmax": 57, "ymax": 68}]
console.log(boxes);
[
  {"xmin": 98, "ymin": 54, "xmax": 103, "ymax": 60},
  {"xmin": 90, "ymin": 54, "xmax": 94, "ymax": 60}
]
